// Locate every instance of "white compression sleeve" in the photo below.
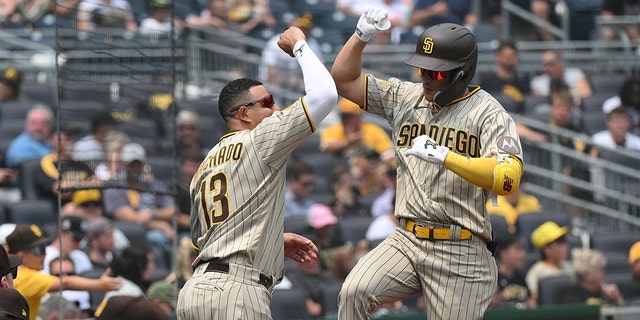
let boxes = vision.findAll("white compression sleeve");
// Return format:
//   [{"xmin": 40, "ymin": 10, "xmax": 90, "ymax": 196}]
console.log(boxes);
[{"xmin": 294, "ymin": 40, "xmax": 338, "ymax": 124}]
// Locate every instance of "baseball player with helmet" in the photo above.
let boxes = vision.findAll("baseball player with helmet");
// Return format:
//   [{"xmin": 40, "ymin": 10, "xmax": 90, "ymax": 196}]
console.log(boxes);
[
  {"xmin": 176, "ymin": 26, "xmax": 338, "ymax": 319},
  {"xmin": 331, "ymin": 7, "xmax": 524, "ymax": 320}
]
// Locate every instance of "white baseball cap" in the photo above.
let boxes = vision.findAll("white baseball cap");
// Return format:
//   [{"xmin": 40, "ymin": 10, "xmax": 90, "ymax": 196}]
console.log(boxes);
[{"xmin": 120, "ymin": 143, "xmax": 147, "ymax": 163}]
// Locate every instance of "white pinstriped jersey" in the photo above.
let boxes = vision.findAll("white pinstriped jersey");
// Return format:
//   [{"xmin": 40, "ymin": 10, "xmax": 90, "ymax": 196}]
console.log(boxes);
[
  {"xmin": 189, "ymin": 98, "xmax": 315, "ymax": 282},
  {"xmin": 364, "ymin": 74, "xmax": 523, "ymax": 240}
]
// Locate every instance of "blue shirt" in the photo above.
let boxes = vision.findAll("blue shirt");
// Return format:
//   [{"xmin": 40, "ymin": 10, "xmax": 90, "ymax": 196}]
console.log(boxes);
[
  {"xmin": 413, "ymin": 0, "xmax": 471, "ymax": 27},
  {"xmin": 284, "ymin": 189, "xmax": 315, "ymax": 218},
  {"xmin": 6, "ymin": 132, "xmax": 52, "ymax": 167}
]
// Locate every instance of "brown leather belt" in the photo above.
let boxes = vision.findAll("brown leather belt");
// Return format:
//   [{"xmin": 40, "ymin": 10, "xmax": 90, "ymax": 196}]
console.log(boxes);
[
  {"xmin": 404, "ymin": 219, "xmax": 472, "ymax": 240},
  {"xmin": 204, "ymin": 262, "xmax": 273, "ymax": 289}
]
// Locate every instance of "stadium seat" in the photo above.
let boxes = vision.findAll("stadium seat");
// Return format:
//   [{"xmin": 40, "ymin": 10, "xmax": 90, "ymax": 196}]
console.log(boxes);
[
  {"xmin": 489, "ymin": 214, "xmax": 511, "ymax": 244},
  {"xmin": 515, "ymin": 211, "xmax": 572, "ymax": 250},
  {"xmin": 18, "ymin": 159, "xmax": 42, "ymax": 200},
  {"xmin": 78, "ymin": 267, "xmax": 108, "ymax": 311},
  {"xmin": 271, "ymin": 287, "xmax": 313, "ymax": 320},
  {"xmin": 110, "ymin": 220, "xmax": 148, "ymax": 246},
  {"xmin": 339, "ymin": 216, "xmax": 373, "ymax": 245},
  {"xmin": 0, "ymin": 100, "xmax": 43, "ymax": 122},
  {"xmin": 590, "ymin": 233, "xmax": 640, "ymax": 255},
  {"xmin": 0, "ymin": 121, "xmax": 27, "ymax": 152},
  {"xmin": 537, "ymin": 274, "xmax": 573, "ymax": 305},
  {"xmin": 580, "ymin": 111, "xmax": 608, "ymax": 136},
  {"xmin": 7, "ymin": 199, "xmax": 56, "ymax": 227},
  {"xmin": 284, "ymin": 215, "xmax": 311, "ymax": 236},
  {"xmin": 602, "ymin": 252, "xmax": 633, "ymax": 274},
  {"xmin": 589, "ymin": 73, "xmax": 627, "ymax": 96},
  {"xmin": 319, "ymin": 281, "xmax": 343, "ymax": 317}
]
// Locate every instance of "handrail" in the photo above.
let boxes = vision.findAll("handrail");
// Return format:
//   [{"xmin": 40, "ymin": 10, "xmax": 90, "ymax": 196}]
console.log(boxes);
[{"xmin": 500, "ymin": 0, "xmax": 570, "ymax": 41}]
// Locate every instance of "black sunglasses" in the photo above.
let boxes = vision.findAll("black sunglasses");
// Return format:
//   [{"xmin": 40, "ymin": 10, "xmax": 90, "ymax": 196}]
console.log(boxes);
[
  {"xmin": 228, "ymin": 95, "xmax": 275, "ymax": 114},
  {"xmin": 9, "ymin": 267, "xmax": 17, "ymax": 279}
]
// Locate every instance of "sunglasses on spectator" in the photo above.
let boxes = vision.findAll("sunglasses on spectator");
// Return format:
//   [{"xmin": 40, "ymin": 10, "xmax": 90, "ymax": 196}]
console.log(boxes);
[
  {"xmin": 417, "ymin": 68, "xmax": 448, "ymax": 81},
  {"xmin": 65, "ymin": 232, "xmax": 83, "ymax": 241},
  {"xmin": 9, "ymin": 267, "xmax": 17, "ymax": 279},
  {"xmin": 24, "ymin": 245, "xmax": 47, "ymax": 256},
  {"xmin": 229, "ymin": 95, "xmax": 275, "ymax": 114},
  {"xmin": 52, "ymin": 271, "xmax": 76, "ymax": 277}
]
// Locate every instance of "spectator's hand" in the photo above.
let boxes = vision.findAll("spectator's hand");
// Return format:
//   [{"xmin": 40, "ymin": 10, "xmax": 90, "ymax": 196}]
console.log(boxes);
[
  {"xmin": 284, "ymin": 233, "xmax": 318, "ymax": 263},
  {"xmin": 602, "ymin": 283, "xmax": 624, "ymax": 306},
  {"xmin": 406, "ymin": 135, "xmax": 449, "ymax": 165},
  {"xmin": 99, "ymin": 268, "xmax": 122, "ymax": 291},
  {"xmin": 355, "ymin": 6, "xmax": 389, "ymax": 42},
  {"xmin": 278, "ymin": 26, "xmax": 306, "ymax": 57}
]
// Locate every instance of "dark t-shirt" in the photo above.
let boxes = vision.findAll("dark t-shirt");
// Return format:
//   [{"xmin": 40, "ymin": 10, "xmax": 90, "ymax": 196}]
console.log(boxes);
[{"xmin": 498, "ymin": 269, "xmax": 530, "ymax": 305}]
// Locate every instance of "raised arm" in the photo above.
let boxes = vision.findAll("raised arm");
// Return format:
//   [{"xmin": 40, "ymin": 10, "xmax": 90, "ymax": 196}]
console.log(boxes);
[{"xmin": 277, "ymin": 27, "xmax": 338, "ymax": 123}]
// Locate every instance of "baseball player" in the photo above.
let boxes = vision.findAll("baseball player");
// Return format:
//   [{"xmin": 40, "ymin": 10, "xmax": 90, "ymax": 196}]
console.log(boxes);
[
  {"xmin": 176, "ymin": 26, "xmax": 338, "ymax": 319},
  {"xmin": 331, "ymin": 7, "xmax": 524, "ymax": 320}
]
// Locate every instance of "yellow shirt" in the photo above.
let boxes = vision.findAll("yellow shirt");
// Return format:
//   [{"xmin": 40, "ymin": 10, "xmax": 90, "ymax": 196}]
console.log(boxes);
[
  {"xmin": 13, "ymin": 266, "xmax": 57, "ymax": 320},
  {"xmin": 486, "ymin": 194, "xmax": 541, "ymax": 228},
  {"xmin": 320, "ymin": 122, "xmax": 393, "ymax": 159}
]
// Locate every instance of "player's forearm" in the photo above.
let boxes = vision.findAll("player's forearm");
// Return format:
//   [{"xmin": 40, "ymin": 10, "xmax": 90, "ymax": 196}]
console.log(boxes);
[
  {"xmin": 295, "ymin": 40, "xmax": 338, "ymax": 123},
  {"xmin": 444, "ymin": 152, "xmax": 523, "ymax": 195}
]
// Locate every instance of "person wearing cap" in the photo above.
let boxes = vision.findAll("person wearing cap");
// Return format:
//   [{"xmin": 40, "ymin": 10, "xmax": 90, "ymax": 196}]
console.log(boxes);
[
  {"xmin": 76, "ymin": 0, "xmax": 138, "ymax": 33},
  {"xmin": 7, "ymin": 224, "xmax": 122, "ymax": 320},
  {"xmin": 259, "ymin": 12, "xmax": 323, "ymax": 92},
  {"xmin": 330, "ymin": 7, "xmax": 523, "ymax": 318},
  {"xmin": 102, "ymin": 142, "xmax": 175, "ymax": 266},
  {"xmin": 174, "ymin": 110, "xmax": 207, "ymax": 157},
  {"xmin": 617, "ymin": 241, "xmax": 640, "ymax": 301},
  {"xmin": 139, "ymin": 0, "xmax": 184, "ymax": 37},
  {"xmin": 0, "ymin": 287, "xmax": 30, "ymax": 320},
  {"xmin": 525, "ymin": 221, "xmax": 572, "ymax": 307},
  {"xmin": 33, "ymin": 125, "xmax": 98, "ymax": 210},
  {"xmin": 42, "ymin": 215, "xmax": 92, "ymax": 275},
  {"xmin": 320, "ymin": 97, "xmax": 394, "ymax": 164},
  {"xmin": 146, "ymin": 280, "xmax": 176, "ymax": 318},
  {"xmin": 0, "ymin": 67, "xmax": 22, "ymax": 102},
  {"xmin": 0, "ymin": 244, "xmax": 21, "ymax": 289},
  {"xmin": 555, "ymin": 248, "xmax": 624, "ymax": 306},
  {"xmin": 73, "ymin": 111, "xmax": 117, "ymax": 163},
  {"xmin": 5, "ymin": 105, "xmax": 53, "ymax": 168}
]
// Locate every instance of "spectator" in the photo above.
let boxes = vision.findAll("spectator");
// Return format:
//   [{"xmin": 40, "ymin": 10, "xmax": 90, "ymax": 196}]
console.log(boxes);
[
  {"xmin": 337, "ymin": 0, "xmax": 380, "ymax": 18},
  {"xmin": 226, "ymin": 0, "xmax": 276, "ymax": 35},
  {"xmin": 365, "ymin": 195, "xmax": 397, "ymax": 242},
  {"xmin": 286, "ymin": 255, "xmax": 343, "ymax": 319},
  {"xmin": 479, "ymin": 41, "xmax": 530, "ymax": 112},
  {"xmin": 284, "ymin": 160, "xmax": 316, "ymax": 219},
  {"xmin": 591, "ymin": 107, "xmax": 640, "ymax": 150},
  {"xmin": 529, "ymin": 0, "xmax": 560, "ymax": 41},
  {"xmin": 259, "ymin": 13, "xmax": 323, "ymax": 92},
  {"xmin": 42, "ymin": 215, "xmax": 92, "ymax": 275},
  {"xmin": 329, "ymin": 164, "xmax": 369, "ymax": 218},
  {"xmin": 557, "ymin": 248, "xmax": 624, "ymax": 306},
  {"xmin": 7, "ymin": 224, "xmax": 122, "ymax": 319},
  {"xmin": 348, "ymin": 146, "xmax": 388, "ymax": 196},
  {"xmin": 146, "ymin": 280, "xmax": 176, "ymax": 318},
  {"xmin": 102, "ymin": 142, "xmax": 175, "ymax": 264},
  {"xmin": 163, "ymin": 237, "xmax": 196, "ymax": 290},
  {"xmin": 370, "ymin": 166, "xmax": 396, "ymax": 220},
  {"xmin": 175, "ymin": 150, "xmax": 204, "ymax": 240},
  {"xmin": 0, "ymin": 244, "xmax": 21, "ymax": 289},
  {"xmin": 5, "ymin": 105, "xmax": 53, "ymax": 168},
  {"xmin": 174, "ymin": 109, "xmax": 207, "ymax": 157},
  {"xmin": 0, "ymin": 287, "xmax": 30, "ymax": 320},
  {"xmin": 320, "ymin": 98, "xmax": 394, "ymax": 164},
  {"xmin": 530, "ymin": 50, "xmax": 592, "ymax": 101},
  {"xmin": 139, "ymin": 0, "xmax": 184, "ymax": 38},
  {"xmin": 38, "ymin": 294, "xmax": 83, "ymax": 320},
  {"xmin": 494, "ymin": 236, "xmax": 530, "ymax": 309},
  {"xmin": 600, "ymin": 0, "xmax": 640, "ymax": 47},
  {"xmin": 95, "ymin": 295, "xmax": 169, "ymax": 320},
  {"xmin": 409, "ymin": 0, "xmax": 475, "ymax": 30},
  {"xmin": 621, "ymin": 241, "xmax": 640, "ymax": 300},
  {"xmin": 45, "ymin": 257, "xmax": 91, "ymax": 318},
  {"xmin": 99, "ymin": 244, "xmax": 154, "ymax": 303},
  {"xmin": 84, "ymin": 217, "xmax": 119, "ymax": 269},
  {"xmin": 73, "ymin": 111, "xmax": 117, "ymax": 164},
  {"xmin": 184, "ymin": 0, "xmax": 229, "ymax": 30},
  {"xmin": 70, "ymin": 190, "xmax": 130, "ymax": 252},
  {"xmin": 0, "ymin": 67, "xmax": 22, "ymax": 102},
  {"xmin": 76, "ymin": 0, "xmax": 138, "ymax": 33},
  {"xmin": 94, "ymin": 130, "xmax": 130, "ymax": 181},
  {"xmin": 33, "ymin": 125, "xmax": 99, "ymax": 209},
  {"xmin": 602, "ymin": 77, "xmax": 640, "ymax": 130},
  {"xmin": 380, "ymin": 0, "xmax": 414, "ymax": 44},
  {"xmin": 486, "ymin": 173, "xmax": 542, "ymax": 233},
  {"xmin": 0, "ymin": 149, "xmax": 20, "ymax": 207},
  {"xmin": 525, "ymin": 221, "xmax": 572, "ymax": 307}
]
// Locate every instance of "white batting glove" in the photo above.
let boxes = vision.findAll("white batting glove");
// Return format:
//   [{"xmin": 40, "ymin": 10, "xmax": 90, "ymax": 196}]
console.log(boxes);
[
  {"xmin": 355, "ymin": 6, "xmax": 389, "ymax": 42},
  {"xmin": 405, "ymin": 135, "xmax": 450, "ymax": 165}
]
